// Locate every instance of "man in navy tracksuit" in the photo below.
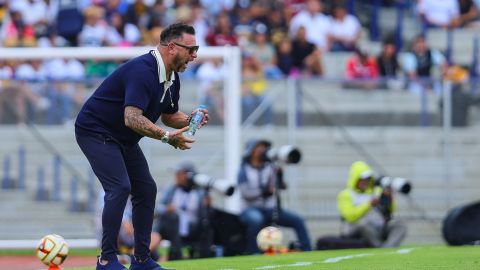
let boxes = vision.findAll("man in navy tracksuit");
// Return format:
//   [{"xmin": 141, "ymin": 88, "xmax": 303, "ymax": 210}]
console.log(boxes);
[{"xmin": 75, "ymin": 23, "xmax": 208, "ymax": 270}]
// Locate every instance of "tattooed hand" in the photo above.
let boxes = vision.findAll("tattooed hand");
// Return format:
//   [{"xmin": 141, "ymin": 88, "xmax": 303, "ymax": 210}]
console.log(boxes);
[
  {"xmin": 124, "ymin": 106, "xmax": 195, "ymax": 150},
  {"xmin": 168, "ymin": 126, "xmax": 195, "ymax": 150}
]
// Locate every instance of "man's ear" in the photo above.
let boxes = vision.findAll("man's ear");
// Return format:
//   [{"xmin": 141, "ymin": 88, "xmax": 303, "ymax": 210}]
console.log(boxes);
[{"xmin": 168, "ymin": 43, "xmax": 176, "ymax": 55}]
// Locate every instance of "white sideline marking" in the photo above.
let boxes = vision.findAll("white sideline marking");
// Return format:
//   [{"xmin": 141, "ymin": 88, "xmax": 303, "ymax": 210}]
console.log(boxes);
[
  {"xmin": 395, "ymin": 248, "xmax": 415, "ymax": 254},
  {"xmin": 322, "ymin": 253, "xmax": 373, "ymax": 263},
  {"xmin": 254, "ymin": 261, "xmax": 312, "ymax": 269},
  {"xmin": 218, "ymin": 248, "xmax": 415, "ymax": 270}
]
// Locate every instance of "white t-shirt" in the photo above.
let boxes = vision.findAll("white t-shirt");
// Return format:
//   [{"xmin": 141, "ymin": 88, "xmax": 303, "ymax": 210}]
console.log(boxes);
[
  {"xmin": 194, "ymin": 18, "xmax": 209, "ymax": 47},
  {"xmin": 106, "ymin": 23, "xmax": 141, "ymax": 46},
  {"xmin": 239, "ymin": 163, "xmax": 277, "ymax": 210},
  {"xmin": 199, "ymin": 0, "xmax": 235, "ymax": 16},
  {"xmin": 170, "ymin": 189, "xmax": 200, "ymax": 236},
  {"xmin": 196, "ymin": 61, "xmax": 225, "ymax": 83},
  {"xmin": 329, "ymin": 14, "xmax": 361, "ymax": 42},
  {"xmin": 401, "ymin": 49, "xmax": 445, "ymax": 73},
  {"xmin": 15, "ymin": 63, "xmax": 48, "ymax": 81},
  {"xmin": 37, "ymin": 36, "xmax": 69, "ymax": 48},
  {"xmin": 78, "ymin": 23, "xmax": 109, "ymax": 47},
  {"xmin": 45, "ymin": 59, "xmax": 85, "ymax": 80},
  {"xmin": 0, "ymin": 65, "xmax": 13, "ymax": 90},
  {"xmin": 290, "ymin": 10, "xmax": 331, "ymax": 50},
  {"xmin": 417, "ymin": 0, "xmax": 459, "ymax": 26},
  {"xmin": 0, "ymin": 66, "xmax": 13, "ymax": 79},
  {"xmin": 196, "ymin": 60, "xmax": 225, "ymax": 102},
  {"xmin": 22, "ymin": 0, "xmax": 49, "ymax": 25}
]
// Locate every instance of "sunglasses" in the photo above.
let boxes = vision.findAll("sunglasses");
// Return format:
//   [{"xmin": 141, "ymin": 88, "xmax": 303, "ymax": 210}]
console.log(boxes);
[{"xmin": 171, "ymin": 42, "xmax": 199, "ymax": 54}]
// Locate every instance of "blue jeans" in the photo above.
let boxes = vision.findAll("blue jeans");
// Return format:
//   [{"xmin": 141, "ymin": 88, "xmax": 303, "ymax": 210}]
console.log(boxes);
[{"xmin": 239, "ymin": 207, "xmax": 312, "ymax": 254}]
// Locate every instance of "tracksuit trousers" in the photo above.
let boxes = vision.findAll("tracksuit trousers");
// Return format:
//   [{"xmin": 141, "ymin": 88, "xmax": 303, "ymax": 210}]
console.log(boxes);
[{"xmin": 75, "ymin": 128, "xmax": 157, "ymax": 261}]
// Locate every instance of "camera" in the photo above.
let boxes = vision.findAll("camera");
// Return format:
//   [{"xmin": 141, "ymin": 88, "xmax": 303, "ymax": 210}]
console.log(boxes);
[
  {"xmin": 188, "ymin": 173, "xmax": 235, "ymax": 196},
  {"xmin": 375, "ymin": 176, "xmax": 412, "ymax": 195},
  {"xmin": 263, "ymin": 145, "xmax": 302, "ymax": 164}
]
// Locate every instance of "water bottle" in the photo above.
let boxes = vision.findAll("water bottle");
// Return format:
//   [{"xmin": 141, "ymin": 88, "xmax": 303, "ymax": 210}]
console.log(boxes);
[
  {"xmin": 215, "ymin": 245, "xmax": 224, "ymax": 257},
  {"xmin": 186, "ymin": 105, "xmax": 206, "ymax": 136}
]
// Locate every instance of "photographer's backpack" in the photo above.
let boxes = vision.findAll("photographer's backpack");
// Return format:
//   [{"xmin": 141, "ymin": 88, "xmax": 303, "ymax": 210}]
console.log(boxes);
[{"xmin": 442, "ymin": 200, "xmax": 480, "ymax": 245}]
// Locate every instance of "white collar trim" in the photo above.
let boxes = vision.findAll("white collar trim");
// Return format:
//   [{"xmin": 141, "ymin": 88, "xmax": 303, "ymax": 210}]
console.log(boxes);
[
  {"xmin": 152, "ymin": 48, "xmax": 175, "ymax": 107},
  {"xmin": 152, "ymin": 48, "xmax": 175, "ymax": 83}
]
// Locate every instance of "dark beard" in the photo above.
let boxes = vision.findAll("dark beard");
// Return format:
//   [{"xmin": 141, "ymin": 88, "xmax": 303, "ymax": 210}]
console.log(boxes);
[{"xmin": 172, "ymin": 54, "xmax": 183, "ymax": 71}]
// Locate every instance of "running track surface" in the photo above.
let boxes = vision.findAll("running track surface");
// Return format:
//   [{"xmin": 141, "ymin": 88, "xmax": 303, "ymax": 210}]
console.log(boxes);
[{"xmin": 0, "ymin": 255, "xmax": 97, "ymax": 270}]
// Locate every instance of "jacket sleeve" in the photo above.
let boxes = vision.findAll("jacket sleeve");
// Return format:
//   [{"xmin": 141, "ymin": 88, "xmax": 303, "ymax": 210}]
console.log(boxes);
[
  {"xmin": 155, "ymin": 186, "xmax": 175, "ymax": 215},
  {"xmin": 344, "ymin": 58, "xmax": 356, "ymax": 79},
  {"xmin": 337, "ymin": 190, "xmax": 372, "ymax": 223},
  {"xmin": 390, "ymin": 197, "xmax": 397, "ymax": 214},
  {"xmin": 195, "ymin": 189, "xmax": 208, "ymax": 221},
  {"xmin": 237, "ymin": 165, "xmax": 262, "ymax": 201}
]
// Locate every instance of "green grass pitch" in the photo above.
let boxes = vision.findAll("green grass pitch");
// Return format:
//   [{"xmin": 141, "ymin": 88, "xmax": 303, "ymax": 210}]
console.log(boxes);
[{"xmin": 61, "ymin": 245, "xmax": 479, "ymax": 270}]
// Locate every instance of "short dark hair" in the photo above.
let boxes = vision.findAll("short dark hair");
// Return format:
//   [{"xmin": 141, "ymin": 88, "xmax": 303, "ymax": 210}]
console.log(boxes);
[
  {"xmin": 160, "ymin": 22, "xmax": 195, "ymax": 43},
  {"xmin": 413, "ymin": 34, "xmax": 426, "ymax": 43},
  {"xmin": 353, "ymin": 46, "xmax": 367, "ymax": 59}
]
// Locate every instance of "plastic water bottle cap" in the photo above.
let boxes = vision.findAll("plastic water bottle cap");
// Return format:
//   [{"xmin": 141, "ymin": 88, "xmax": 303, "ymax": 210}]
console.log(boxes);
[{"xmin": 199, "ymin": 105, "xmax": 206, "ymax": 109}]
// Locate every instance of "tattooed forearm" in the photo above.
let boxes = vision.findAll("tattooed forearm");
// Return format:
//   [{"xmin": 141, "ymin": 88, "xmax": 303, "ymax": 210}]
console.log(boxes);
[
  {"xmin": 161, "ymin": 111, "xmax": 190, "ymax": 128},
  {"xmin": 124, "ymin": 106, "xmax": 166, "ymax": 140}
]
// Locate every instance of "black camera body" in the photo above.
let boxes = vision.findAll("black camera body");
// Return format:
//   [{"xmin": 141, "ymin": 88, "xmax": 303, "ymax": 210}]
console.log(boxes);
[
  {"xmin": 258, "ymin": 145, "xmax": 301, "ymax": 202},
  {"xmin": 371, "ymin": 176, "xmax": 412, "ymax": 220},
  {"xmin": 377, "ymin": 191, "xmax": 394, "ymax": 220}
]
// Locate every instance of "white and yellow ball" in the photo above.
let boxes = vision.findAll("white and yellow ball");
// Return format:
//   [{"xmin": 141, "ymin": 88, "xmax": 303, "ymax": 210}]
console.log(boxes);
[
  {"xmin": 256, "ymin": 226, "xmax": 283, "ymax": 251},
  {"xmin": 36, "ymin": 234, "xmax": 69, "ymax": 266}
]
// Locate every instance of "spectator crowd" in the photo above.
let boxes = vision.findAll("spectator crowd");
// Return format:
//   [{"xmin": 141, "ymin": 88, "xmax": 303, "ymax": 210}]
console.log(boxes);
[{"xmin": 0, "ymin": 0, "xmax": 479, "ymax": 124}]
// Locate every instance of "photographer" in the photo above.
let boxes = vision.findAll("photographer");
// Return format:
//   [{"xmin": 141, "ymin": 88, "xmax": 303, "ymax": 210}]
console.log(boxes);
[
  {"xmin": 238, "ymin": 139, "xmax": 312, "ymax": 254},
  {"xmin": 154, "ymin": 161, "xmax": 213, "ymax": 260},
  {"xmin": 337, "ymin": 161, "xmax": 407, "ymax": 248}
]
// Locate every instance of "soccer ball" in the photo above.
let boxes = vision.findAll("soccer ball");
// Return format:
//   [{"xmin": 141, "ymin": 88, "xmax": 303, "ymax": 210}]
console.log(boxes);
[
  {"xmin": 256, "ymin": 226, "xmax": 283, "ymax": 252},
  {"xmin": 36, "ymin": 234, "xmax": 69, "ymax": 266}
]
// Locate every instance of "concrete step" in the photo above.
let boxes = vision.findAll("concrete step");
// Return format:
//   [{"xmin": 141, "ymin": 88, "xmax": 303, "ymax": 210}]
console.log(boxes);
[
  {"xmin": 0, "ymin": 190, "xmax": 96, "ymax": 239},
  {"xmin": 426, "ymin": 28, "xmax": 479, "ymax": 65},
  {"xmin": 1, "ymin": 125, "xmax": 479, "ymax": 242}
]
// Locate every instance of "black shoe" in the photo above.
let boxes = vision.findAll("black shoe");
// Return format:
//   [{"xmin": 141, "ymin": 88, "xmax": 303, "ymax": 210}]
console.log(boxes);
[
  {"xmin": 96, "ymin": 256, "xmax": 128, "ymax": 270},
  {"xmin": 129, "ymin": 257, "xmax": 174, "ymax": 270}
]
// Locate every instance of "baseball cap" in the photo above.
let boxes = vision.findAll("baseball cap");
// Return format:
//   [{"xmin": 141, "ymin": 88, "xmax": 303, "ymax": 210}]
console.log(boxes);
[
  {"xmin": 359, "ymin": 171, "xmax": 373, "ymax": 180},
  {"xmin": 172, "ymin": 161, "xmax": 197, "ymax": 174},
  {"xmin": 253, "ymin": 23, "xmax": 267, "ymax": 35}
]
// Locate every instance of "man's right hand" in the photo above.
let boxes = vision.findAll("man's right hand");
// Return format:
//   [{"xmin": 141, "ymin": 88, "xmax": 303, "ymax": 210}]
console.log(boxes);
[
  {"xmin": 262, "ymin": 186, "xmax": 275, "ymax": 198},
  {"xmin": 168, "ymin": 126, "xmax": 195, "ymax": 150},
  {"xmin": 167, "ymin": 204, "xmax": 176, "ymax": 214},
  {"xmin": 370, "ymin": 198, "xmax": 380, "ymax": 206}
]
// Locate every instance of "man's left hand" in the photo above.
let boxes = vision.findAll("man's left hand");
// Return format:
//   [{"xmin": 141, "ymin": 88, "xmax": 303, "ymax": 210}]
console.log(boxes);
[
  {"xmin": 191, "ymin": 107, "xmax": 209, "ymax": 128},
  {"xmin": 168, "ymin": 126, "xmax": 195, "ymax": 150}
]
